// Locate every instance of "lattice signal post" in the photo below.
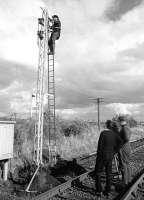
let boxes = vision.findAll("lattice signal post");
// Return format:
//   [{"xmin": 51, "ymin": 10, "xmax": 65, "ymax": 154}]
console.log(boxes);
[
  {"xmin": 26, "ymin": 8, "xmax": 57, "ymax": 192},
  {"xmin": 34, "ymin": 8, "xmax": 56, "ymax": 167}
]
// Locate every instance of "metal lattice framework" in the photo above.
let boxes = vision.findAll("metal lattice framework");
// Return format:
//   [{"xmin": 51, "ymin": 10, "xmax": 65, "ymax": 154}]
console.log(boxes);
[
  {"xmin": 34, "ymin": 8, "xmax": 57, "ymax": 167},
  {"xmin": 26, "ymin": 8, "xmax": 57, "ymax": 192},
  {"xmin": 34, "ymin": 8, "xmax": 48, "ymax": 166}
]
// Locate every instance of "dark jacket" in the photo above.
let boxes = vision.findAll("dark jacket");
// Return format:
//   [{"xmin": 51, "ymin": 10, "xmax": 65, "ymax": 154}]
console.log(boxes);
[
  {"xmin": 119, "ymin": 125, "xmax": 132, "ymax": 162},
  {"xmin": 51, "ymin": 20, "xmax": 61, "ymax": 39},
  {"xmin": 119, "ymin": 126, "xmax": 131, "ymax": 144},
  {"xmin": 97, "ymin": 129, "xmax": 123, "ymax": 160}
]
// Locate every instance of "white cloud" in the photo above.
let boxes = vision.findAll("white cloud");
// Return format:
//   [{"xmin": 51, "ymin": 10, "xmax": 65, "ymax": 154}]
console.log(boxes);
[
  {"xmin": 106, "ymin": 103, "xmax": 141, "ymax": 115},
  {"xmin": 56, "ymin": 109, "xmax": 78, "ymax": 119},
  {"xmin": 56, "ymin": 106, "xmax": 98, "ymax": 120},
  {"xmin": 0, "ymin": 0, "xmax": 45, "ymax": 67}
]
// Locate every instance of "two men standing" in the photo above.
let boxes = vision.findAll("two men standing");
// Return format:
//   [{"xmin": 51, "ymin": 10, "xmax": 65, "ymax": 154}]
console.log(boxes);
[{"xmin": 95, "ymin": 118, "xmax": 132, "ymax": 197}]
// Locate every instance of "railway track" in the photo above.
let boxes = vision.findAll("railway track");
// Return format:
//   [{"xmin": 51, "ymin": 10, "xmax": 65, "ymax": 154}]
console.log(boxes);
[
  {"xmin": 120, "ymin": 171, "xmax": 144, "ymax": 200},
  {"xmin": 32, "ymin": 138, "xmax": 144, "ymax": 200}
]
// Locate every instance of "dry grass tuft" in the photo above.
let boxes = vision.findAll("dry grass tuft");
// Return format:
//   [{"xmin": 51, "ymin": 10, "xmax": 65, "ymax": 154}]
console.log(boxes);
[{"xmin": 56, "ymin": 123, "xmax": 100, "ymax": 160}]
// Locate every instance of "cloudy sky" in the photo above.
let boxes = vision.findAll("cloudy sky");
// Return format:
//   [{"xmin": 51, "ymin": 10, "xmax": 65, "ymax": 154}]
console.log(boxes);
[{"xmin": 0, "ymin": 0, "xmax": 144, "ymax": 121}]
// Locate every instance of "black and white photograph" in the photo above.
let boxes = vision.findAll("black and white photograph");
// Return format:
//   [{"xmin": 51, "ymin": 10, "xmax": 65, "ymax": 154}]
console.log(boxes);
[{"xmin": 0, "ymin": 0, "xmax": 144, "ymax": 199}]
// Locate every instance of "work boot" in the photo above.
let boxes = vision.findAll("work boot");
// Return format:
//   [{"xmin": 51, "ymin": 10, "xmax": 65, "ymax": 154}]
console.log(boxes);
[
  {"xmin": 103, "ymin": 190, "xmax": 110, "ymax": 198},
  {"xmin": 48, "ymin": 51, "xmax": 54, "ymax": 55}
]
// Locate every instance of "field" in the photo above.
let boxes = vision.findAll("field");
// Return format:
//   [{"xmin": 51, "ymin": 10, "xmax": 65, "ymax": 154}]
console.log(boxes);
[
  {"xmin": 12, "ymin": 117, "xmax": 144, "ymax": 164},
  {"xmin": 0, "ymin": 117, "xmax": 143, "ymax": 199}
]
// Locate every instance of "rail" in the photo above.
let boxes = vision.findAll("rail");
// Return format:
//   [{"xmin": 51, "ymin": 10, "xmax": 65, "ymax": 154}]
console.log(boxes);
[
  {"xmin": 79, "ymin": 137, "xmax": 144, "ymax": 161},
  {"xmin": 33, "ymin": 137, "xmax": 144, "ymax": 200},
  {"xmin": 33, "ymin": 170, "xmax": 92, "ymax": 200},
  {"xmin": 121, "ymin": 172, "xmax": 144, "ymax": 200}
]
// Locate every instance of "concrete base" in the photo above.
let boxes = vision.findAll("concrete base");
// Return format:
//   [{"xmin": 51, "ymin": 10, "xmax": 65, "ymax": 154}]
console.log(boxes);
[{"xmin": 3, "ymin": 161, "xmax": 9, "ymax": 181}]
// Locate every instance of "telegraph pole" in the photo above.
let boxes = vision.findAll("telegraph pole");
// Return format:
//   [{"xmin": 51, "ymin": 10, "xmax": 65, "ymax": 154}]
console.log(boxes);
[{"xmin": 90, "ymin": 97, "xmax": 104, "ymax": 130}]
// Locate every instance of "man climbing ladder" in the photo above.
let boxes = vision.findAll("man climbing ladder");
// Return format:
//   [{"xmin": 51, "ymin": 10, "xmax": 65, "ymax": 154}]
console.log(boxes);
[{"xmin": 48, "ymin": 15, "xmax": 61, "ymax": 55}]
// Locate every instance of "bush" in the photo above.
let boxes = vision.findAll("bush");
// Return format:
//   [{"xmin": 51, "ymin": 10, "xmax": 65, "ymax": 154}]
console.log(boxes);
[{"xmin": 58, "ymin": 119, "xmax": 89, "ymax": 137}]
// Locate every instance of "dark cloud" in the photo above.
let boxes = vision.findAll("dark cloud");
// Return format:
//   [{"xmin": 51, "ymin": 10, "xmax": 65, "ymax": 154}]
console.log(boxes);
[
  {"xmin": 0, "ymin": 60, "xmax": 16, "ymax": 89},
  {"xmin": 56, "ymin": 65, "xmax": 144, "ymax": 111},
  {"xmin": 105, "ymin": 0, "xmax": 143, "ymax": 21},
  {"xmin": 118, "ymin": 43, "xmax": 144, "ymax": 60},
  {"xmin": 0, "ymin": 95, "xmax": 11, "ymax": 112},
  {"xmin": 0, "ymin": 59, "xmax": 36, "ymax": 113},
  {"xmin": 0, "ymin": 59, "xmax": 36, "ymax": 90}
]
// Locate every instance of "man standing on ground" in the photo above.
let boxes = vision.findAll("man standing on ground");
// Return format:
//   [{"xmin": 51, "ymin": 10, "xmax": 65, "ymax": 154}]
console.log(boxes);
[
  {"xmin": 95, "ymin": 120, "xmax": 122, "ymax": 197},
  {"xmin": 119, "ymin": 119, "xmax": 132, "ymax": 186}
]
